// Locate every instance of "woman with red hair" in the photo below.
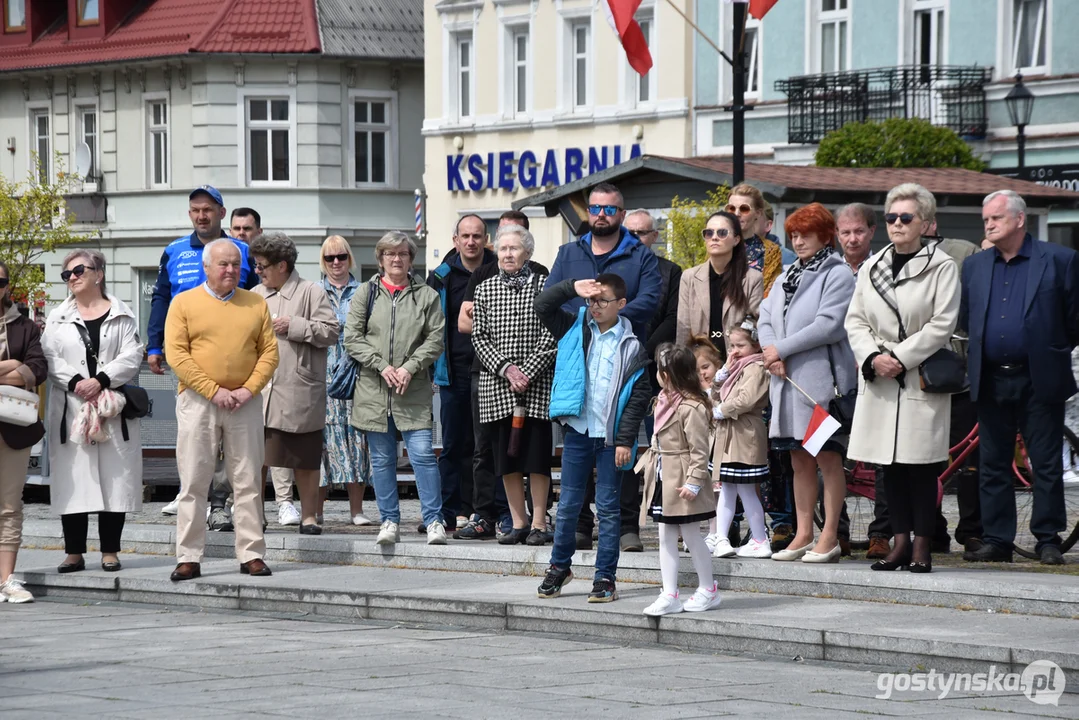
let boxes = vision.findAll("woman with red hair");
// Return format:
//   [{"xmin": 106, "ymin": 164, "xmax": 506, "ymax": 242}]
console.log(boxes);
[{"xmin": 758, "ymin": 202, "xmax": 857, "ymax": 564}]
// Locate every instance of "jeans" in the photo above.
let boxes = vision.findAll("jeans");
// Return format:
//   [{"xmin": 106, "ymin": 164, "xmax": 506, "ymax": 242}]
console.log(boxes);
[
  {"xmin": 439, "ymin": 378, "xmax": 475, "ymax": 523},
  {"xmin": 576, "ymin": 413, "xmax": 650, "ymax": 538},
  {"xmin": 552, "ymin": 428, "xmax": 621, "ymax": 582},
  {"xmin": 764, "ymin": 449, "xmax": 794, "ymax": 529},
  {"xmin": 368, "ymin": 414, "xmax": 443, "ymax": 527},
  {"xmin": 977, "ymin": 368, "xmax": 1066, "ymax": 552}
]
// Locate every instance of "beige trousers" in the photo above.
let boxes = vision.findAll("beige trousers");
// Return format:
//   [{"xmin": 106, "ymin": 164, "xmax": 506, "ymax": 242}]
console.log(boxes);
[
  {"xmin": 0, "ymin": 435, "xmax": 32, "ymax": 550},
  {"xmin": 270, "ymin": 467, "xmax": 294, "ymax": 504},
  {"xmin": 175, "ymin": 390, "xmax": 265, "ymax": 564}
]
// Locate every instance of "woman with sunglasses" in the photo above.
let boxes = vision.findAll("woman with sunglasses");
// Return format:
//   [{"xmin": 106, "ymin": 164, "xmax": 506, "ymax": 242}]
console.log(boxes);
[
  {"xmin": 0, "ymin": 262, "xmax": 48, "ymax": 602},
  {"xmin": 317, "ymin": 235, "xmax": 371, "ymax": 526},
  {"xmin": 845, "ymin": 183, "xmax": 960, "ymax": 573},
  {"xmin": 725, "ymin": 184, "xmax": 797, "ymax": 296},
  {"xmin": 758, "ymin": 203, "xmax": 857, "ymax": 564},
  {"xmin": 43, "ymin": 250, "xmax": 144, "ymax": 574},
  {"xmin": 676, "ymin": 211, "xmax": 763, "ymax": 361}
]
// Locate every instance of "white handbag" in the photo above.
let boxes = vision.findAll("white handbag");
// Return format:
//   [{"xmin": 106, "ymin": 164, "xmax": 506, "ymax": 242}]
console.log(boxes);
[{"xmin": 0, "ymin": 320, "xmax": 39, "ymax": 427}]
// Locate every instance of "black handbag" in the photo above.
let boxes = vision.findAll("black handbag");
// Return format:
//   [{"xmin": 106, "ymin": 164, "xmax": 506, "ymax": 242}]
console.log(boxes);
[
  {"xmin": 826, "ymin": 345, "xmax": 857, "ymax": 435},
  {"xmin": 918, "ymin": 347, "xmax": 969, "ymax": 394}
]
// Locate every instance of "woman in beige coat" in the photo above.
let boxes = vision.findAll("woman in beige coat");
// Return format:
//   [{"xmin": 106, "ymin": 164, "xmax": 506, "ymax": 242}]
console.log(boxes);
[
  {"xmin": 845, "ymin": 183, "xmax": 960, "ymax": 573},
  {"xmin": 251, "ymin": 232, "xmax": 340, "ymax": 534},
  {"xmin": 676, "ymin": 211, "xmax": 764, "ymax": 358},
  {"xmin": 637, "ymin": 345, "xmax": 720, "ymax": 616}
]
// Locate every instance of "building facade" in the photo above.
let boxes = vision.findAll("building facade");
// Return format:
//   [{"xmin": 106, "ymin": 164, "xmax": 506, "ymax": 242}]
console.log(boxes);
[
  {"xmin": 693, "ymin": 0, "xmax": 1079, "ymax": 246},
  {"xmin": 0, "ymin": 0, "xmax": 425, "ymax": 341},
  {"xmin": 423, "ymin": 0, "xmax": 695, "ymax": 269}
]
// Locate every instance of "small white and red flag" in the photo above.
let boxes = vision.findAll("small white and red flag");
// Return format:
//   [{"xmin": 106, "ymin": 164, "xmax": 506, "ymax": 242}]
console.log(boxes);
[
  {"xmin": 602, "ymin": 0, "xmax": 653, "ymax": 76},
  {"xmin": 802, "ymin": 404, "xmax": 842, "ymax": 457},
  {"xmin": 730, "ymin": 0, "xmax": 781, "ymax": 20}
]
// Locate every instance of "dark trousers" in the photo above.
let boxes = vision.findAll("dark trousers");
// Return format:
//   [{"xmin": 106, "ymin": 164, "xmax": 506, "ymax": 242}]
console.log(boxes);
[
  {"xmin": 977, "ymin": 368, "xmax": 1066, "ymax": 552},
  {"xmin": 61, "ymin": 512, "xmax": 126, "ymax": 555},
  {"xmin": 470, "ymin": 370, "xmax": 509, "ymax": 524},
  {"xmin": 439, "ymin": 377, "xmax": 475, "ymax": 522},
  {"xmin": 881, "ymin": 463, "xmax": 939, "ymax": 537},
  {"xmin": 763, "ymin": 449, "xmax": 794, "ymax": 529}
]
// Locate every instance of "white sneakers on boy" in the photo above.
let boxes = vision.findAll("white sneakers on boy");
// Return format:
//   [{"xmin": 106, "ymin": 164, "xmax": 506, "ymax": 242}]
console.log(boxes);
[
  {"xmin": 736, "ymin": 538, "xmax": 774, "ymax": 559},
  {"xmin": 712, "ymin": 537, "xmax": 737, "ymax": 558},
  {"xmin": 643, "ymin": 591, "xmax": 683, "ymax": 616},
  {"xmin": 376, "ymin": 521, "xmax": 400, "ymax": 545},
  {"xmin": 683, "ymin": 581, "xmax": 722, "ymax": 612}
]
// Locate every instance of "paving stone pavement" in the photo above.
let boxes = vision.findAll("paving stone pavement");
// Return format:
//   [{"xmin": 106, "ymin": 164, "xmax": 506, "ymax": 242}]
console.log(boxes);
[{"xmin": 1, "ymin": 598, "xmax": 1075, "ymax": 719}]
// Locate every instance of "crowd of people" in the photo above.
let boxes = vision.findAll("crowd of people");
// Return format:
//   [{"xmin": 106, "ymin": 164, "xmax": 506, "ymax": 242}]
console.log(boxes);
[{"xmin": 0, "ymin": 179, "xmax": 1075, "ymax": 610}]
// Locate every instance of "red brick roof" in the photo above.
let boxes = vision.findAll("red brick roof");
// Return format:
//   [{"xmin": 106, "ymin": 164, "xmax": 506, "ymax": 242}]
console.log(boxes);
[
  {"xmin": 0, "ymin": 0, "xmax": 320, "ymax": 72},
  {"xmin": 674, "ymin": 157, "xmax": 1079, "ymax": 201}
]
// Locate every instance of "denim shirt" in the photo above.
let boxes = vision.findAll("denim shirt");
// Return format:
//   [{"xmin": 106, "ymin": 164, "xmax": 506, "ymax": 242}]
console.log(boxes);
[
  {"xmin": 322, "ymin": 274, "xmax": 359, "ymax": 382},
  {"xmin": 567, "ymin": 319, "xmax": 624, "ymax": 438}
]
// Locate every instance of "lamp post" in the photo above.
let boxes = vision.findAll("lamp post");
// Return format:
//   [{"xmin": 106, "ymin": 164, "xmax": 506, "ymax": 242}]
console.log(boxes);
[{"xmin": 1004, "ymin": 72, "xmax": 1035, "ymax": 172}]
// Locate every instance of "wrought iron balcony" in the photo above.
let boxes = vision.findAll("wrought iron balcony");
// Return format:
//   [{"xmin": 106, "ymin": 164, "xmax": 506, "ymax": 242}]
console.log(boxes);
[{"xmin": 775, "ymin": 65, "xmax": 992, "ymax": 145}]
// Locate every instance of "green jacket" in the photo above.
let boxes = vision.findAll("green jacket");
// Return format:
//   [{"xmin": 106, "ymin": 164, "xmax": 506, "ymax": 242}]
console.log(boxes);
[{"xmin": 344, "ymin": 275, "xmax": 445, "ymax": 433}]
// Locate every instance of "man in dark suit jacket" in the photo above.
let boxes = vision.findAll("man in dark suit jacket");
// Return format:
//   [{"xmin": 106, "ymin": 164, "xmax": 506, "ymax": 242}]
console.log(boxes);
[
  {"xmin": 958, "ymin": 190, "xmax": 1079, "ymax": 565},
  {"xmin": 618, "ymin": 210, "xmax": 681, "ymax": 552}
]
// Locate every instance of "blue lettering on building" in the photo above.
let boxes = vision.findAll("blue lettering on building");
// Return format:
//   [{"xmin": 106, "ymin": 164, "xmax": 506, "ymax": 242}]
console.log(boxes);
[{"xmin": 446, "ymin": 143, "xmax": 643, "ymax": 192}]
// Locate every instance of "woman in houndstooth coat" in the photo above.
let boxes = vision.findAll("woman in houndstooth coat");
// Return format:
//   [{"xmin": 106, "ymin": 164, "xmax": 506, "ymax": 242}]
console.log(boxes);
[{"xmin": 472, "ymin": 224, "xmax": 558, "ymax": 546}]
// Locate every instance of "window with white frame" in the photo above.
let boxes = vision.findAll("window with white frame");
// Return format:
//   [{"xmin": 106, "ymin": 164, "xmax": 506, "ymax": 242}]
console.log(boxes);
[
  {"xmin": 29, "ymin": 110, "xmax": 50, "ymax": 184},
  {"xmin": 571, "ymin": 21, "xmax": 591, "ymax": 108},
  {"xmin": 511, "ymin": 28, "xmax": 529, "ymax": 115},
  {"xmin": 246, "ymin": 97, "xmax": 290, "ymax": 184},
  {"xmin": 818, "ymin": 0, "xmax": 849, "ymax": 73},
  {"xmin": 354, "ymin": 98, "xmax": 393, "ymax": 186},
  {"xmin": 743, "ymin": 15, "xmax": 762, "ymax": 97},
  {"xmin": 1012, "ymin": 0, "xmax": 1046, "ymax": 73},
  {"xmin": 454, "ymin": 33, "xmax": 474, "ymax": 119},
  {"xmin": 636, "ymin": 14, "xmax": 655, "ymax": 104},
  {"xmin": 77, "ymin": 106, "xmax": 98, "ymax": 177},
  {"xmin": 147, "ymin": 100, "xmax": 169, "ymax": 187}
]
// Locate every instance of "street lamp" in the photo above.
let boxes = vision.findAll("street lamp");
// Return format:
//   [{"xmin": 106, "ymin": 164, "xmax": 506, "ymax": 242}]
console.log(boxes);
[{"xmin": 1004, "ymin": 72, "xmax": 1035, "ymax": 172}]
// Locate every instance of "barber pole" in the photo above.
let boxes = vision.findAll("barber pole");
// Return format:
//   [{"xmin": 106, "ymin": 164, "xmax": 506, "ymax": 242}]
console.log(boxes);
[{"xmin": 414, "ymin": 188, "xmax": 424, "ymax": 238}]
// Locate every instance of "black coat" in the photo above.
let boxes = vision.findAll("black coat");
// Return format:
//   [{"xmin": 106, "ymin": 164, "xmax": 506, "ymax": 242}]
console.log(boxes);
[
  {"xmin": 645, "ymin": 256, "xmax": 681, "ymax": 392},
  {"xmin": 0, "ymin": 313, "xmax": 48, "ymax": 450}
]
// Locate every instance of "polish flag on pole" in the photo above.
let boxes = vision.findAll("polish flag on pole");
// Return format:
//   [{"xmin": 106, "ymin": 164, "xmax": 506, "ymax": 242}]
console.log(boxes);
[
  {"xmin": 603, "ymin": 0, "xmax": 653, "ymax": 76},
  {"xmin": 748, "ymin": 0, "xmax": 780, "ymax": 20},
  {"xmin": 802, "ymin": 404, "xmax": 842, "ymax": 457}
]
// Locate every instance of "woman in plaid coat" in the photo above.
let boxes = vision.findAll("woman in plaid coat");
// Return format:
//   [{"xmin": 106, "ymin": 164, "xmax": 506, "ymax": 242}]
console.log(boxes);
[{"xmin": 472, "ymin": 224, "xmax": 558, "ymax": 546}]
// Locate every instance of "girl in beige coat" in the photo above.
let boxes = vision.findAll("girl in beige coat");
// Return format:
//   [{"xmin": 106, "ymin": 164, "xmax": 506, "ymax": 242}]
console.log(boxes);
[
  {"xmin": 709, "ymin": 323, "xmax": 773, "ymax": 560},
  {"xmin": 636, "ymin": 344, "xmax": 720, "ymax": 617}
]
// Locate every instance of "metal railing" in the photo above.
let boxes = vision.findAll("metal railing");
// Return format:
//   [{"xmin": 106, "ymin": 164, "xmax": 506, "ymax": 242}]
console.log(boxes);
[{"xmin": 775, "ymin": 65, "xmax": 992, "ymax": 144}]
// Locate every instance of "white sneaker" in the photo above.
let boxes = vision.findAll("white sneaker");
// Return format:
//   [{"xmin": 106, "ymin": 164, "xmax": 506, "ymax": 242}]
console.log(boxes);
[
  {"xmin": 278, "ymin": 501, "xmax": 301, "ymax": 526},
  {"xmin": 737, "ymin": 538, "xmax": 774, "ymax": 559},
  {"xmin": 161, "ymin": 496, "xmax": 180, "ymax": 515},
  {"xmin": 704, "ymin": 532, "xmax": 720, "ymax": 554},
  {"xmin": 0, "ymin": 578, "xmax": 34, "ymax": 604},
  {"xmin": 352, "ymin": 513, "xmax": 373, "ymax": 526},
  {"xmin": 643, "ymin": 591, "xmax": 683, "ymax": 616},
  {"xmin": 426, "ymin": 521, "xmax": 448, "ymax": 545},
  {"xmin": 712, "ymin": 537, "xmax": 736, "ymax": 558},
  {"xmin": 376, "ymin": 521, "xmax": 400, "ymax": 545},
  {"xmin": 683, "ymin": 581, "xmax": 722, "ymax": 612}
]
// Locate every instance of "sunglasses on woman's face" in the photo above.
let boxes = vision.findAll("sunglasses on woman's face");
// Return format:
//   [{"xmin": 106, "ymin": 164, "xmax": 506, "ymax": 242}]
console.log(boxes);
[
  {"xmin": 884, "ymin": 213, "xmax": 917, "ymax": 225},
  {"xmin": 725, "ymin": 204, "xmax": 754, "ymax": 216},
  {"xmin": 61, "ymin": 264, "xmax": 89, "ymax": 282},
  {"xmin": 0, "ymin": 278, "xmax": 8, "ymax": 289},
  {"xmin": 702, "ymin": 227, "xmax": 732, "ymax": 239},
  {"xmin": 324, "ymin": 253, "xmax": 349, "ymax": 264}
]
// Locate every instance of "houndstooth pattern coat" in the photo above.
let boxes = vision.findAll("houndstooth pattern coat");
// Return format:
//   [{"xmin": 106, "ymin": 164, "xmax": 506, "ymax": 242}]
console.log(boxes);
[{"xmin": 472, "ymin": 271, "xmax": 557, "ymax": 424}]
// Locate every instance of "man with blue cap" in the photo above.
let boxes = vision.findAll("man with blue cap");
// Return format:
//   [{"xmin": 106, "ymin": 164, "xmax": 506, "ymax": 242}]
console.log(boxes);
[{"xmin": 152, "ymin": 186, "xmax": 257, "ymax": 525}]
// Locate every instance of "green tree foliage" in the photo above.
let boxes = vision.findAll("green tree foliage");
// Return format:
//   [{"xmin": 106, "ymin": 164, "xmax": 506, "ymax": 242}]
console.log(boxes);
[
  {"xmin": 815, "ymin": 117, "xmax": 987, "ymax": 171},
  {"xmin": 664, "ymin": 186, "xmax": 731, "ymax": 269},
  {"xmin": 0, "ymin": 155, "xmax": 96, "ymax": 311}
]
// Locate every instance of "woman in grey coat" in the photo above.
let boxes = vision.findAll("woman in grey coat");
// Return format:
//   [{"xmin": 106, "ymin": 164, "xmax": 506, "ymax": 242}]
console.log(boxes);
[{"xmin": 758, "ymin": 203, "xmax": 857, "ymax": 564}]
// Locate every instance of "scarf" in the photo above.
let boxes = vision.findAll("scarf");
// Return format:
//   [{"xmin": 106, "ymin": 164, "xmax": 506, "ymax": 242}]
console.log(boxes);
[
  {"xmin": 71, "ymin": 389, "xmax": 126, "ymax": 445},
  {"xmin": 719, "ymin": 353, "xmax": 765, "ymax": 402},
  {"xmin": 781, "ymin": 246, "xmax": 833, "ymax": 316},
  {"xmin": 0, "ymin": 304, "xmax": 19, "ymax": 361},
  {"xmin": 498, "ymin": 264, "xmax": 533, "ymax": 289},
  {"xmin": 653, "ymin": 389, "xmax": 683, "ymax": 431}
]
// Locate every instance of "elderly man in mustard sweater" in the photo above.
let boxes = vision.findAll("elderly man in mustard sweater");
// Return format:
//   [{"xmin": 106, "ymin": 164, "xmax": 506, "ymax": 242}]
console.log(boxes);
[{"xmin": 165, "ymin": 239, "xmax": 279, "ymax": 581}]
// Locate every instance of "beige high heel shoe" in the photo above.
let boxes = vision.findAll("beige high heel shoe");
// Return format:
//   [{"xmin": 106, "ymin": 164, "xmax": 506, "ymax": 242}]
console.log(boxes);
[{"xmin": 771, "ymin": 540, "xmax": 814, "ymax": 561}]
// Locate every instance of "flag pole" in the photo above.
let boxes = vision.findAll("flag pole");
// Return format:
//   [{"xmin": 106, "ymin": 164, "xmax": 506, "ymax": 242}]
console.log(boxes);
[
  {"xmin": 783, "ymin": 375, "xmax": 817, "ymax": 405},
  {"xmin": 662, "ymin": 0, "xmax": 733, "ymax": 66}
]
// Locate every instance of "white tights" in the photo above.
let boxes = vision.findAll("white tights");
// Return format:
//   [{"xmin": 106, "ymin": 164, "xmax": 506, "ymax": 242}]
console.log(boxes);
[
  {"xmin": 717, "ymin": 483, "xmax": 768, "ymax": 544},
  {"xmin": 658, "ymin": 522, "xmax": 714, "ymax": 596}
]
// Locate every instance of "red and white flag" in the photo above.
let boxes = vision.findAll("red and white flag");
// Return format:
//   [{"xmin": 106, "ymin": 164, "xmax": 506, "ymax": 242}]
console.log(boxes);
[
  {"xmin": 802, "ymin": 404, "xmax": 842, "ymax": 457},
  {"xmin": 730, "ymin": 0, "xmax": 781, "ymax": 20},
  {"xmin": 602, "ymin": 0, "xmax": 653, "ymax": 76}
]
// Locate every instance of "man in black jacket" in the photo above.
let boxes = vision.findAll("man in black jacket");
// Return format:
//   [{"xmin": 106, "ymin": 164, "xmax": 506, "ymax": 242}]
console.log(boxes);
[{"xmin": 617, "ymin": 210, "xmax": 680, "ymax": 552}]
